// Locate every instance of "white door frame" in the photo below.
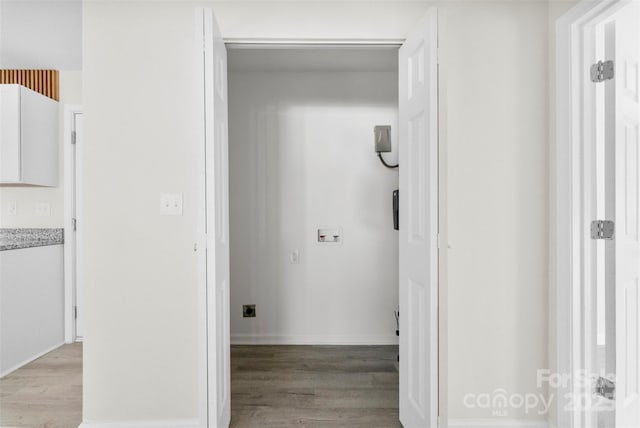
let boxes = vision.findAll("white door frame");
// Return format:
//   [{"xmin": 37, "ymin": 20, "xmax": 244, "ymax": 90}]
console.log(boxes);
[
  {"xmin": 63, "ymin": 104, "xmax": 83, "ymax": 344},
  {"xmin": 195, "ymin": 19, "xmax": 441, "ymax": 428},
  {"xmin": 555, "ymin": 1, "xmax": 632, "ymax": 426}
]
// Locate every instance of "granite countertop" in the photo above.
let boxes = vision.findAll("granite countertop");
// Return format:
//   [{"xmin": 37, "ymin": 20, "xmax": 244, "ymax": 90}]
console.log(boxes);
[{"xmin": 0, "ymin": 228, "xmax": 64, "ymax": 251}]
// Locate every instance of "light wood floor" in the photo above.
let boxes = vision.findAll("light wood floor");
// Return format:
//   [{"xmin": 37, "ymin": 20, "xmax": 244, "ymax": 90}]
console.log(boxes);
[
  {"xmin": 0, "ymin": 343, "xmax": 82, "ymax": 428},
  {"xmin": 0, "ymin": 344, "xmax": 399, "ymax": 428},
  {"xmin": 231, "ymin": 345, "xmax": 401, "ymax": 427}
]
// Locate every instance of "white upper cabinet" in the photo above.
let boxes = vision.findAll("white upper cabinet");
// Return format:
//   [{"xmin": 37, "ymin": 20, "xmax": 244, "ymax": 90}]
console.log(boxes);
[{"xmin": 0, "ymin": 84, "xmax": 58, "ymax": 186}]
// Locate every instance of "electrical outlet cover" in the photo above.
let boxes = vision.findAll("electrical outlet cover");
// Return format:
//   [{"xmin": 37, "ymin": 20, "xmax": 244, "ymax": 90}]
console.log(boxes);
[
  {"xmin": 34, "ymin": 202, "xmax": 51, "ymax": 217},
  {"xmin": 243, "ymin": 304, "xmax": 256, "ymax": 318}
]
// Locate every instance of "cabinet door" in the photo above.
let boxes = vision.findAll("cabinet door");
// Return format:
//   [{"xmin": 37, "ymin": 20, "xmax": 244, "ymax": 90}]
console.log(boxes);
[
  {"xmin": 0, "ymin": 85, "xmax": 21, "ymax": 183},
  {"xmin": 20, "ymin": 86, "xmax": 58, "ymax": 186}
]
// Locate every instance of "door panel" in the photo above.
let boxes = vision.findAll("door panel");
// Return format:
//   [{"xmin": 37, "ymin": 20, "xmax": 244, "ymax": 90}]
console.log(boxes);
[
  {"xmin": 399, "ymin": 8, "xmax": 438, "ymax": 428},
  {"xmin": 615, "ymin": 3, "xmax": 640, "ymax": 426},
  {"xmin": 202, "ymin": 8, "xmax": 231, "ymax": 428}
]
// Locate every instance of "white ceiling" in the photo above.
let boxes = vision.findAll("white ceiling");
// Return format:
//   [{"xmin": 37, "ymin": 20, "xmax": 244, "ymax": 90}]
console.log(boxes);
[
  {"xmin": 0, "ymin": 0, "xmax": 82, "ymax": 70},
  {"xmin": 227, "ymin": 46, "xmax": 398, "ymax": 72}
]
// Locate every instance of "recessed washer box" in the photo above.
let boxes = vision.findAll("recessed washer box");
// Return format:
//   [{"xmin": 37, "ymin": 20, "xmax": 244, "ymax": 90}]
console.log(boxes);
[{"xmin": 317, "ymin": 227, "xmax": 342, "ymax": 244}]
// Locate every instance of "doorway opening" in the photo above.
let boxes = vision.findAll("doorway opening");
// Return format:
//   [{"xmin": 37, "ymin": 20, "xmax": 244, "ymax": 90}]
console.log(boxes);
[
  {"xmin": 198, "ymin": 8, "xmax": 439, "ymax": 427},
  {"xmin": 64, "ymin": 105, "xmax": 84, "ymax": 344},
  {"xmin": 226, "ymin": 45, "xmax": 401, "ymax": 425}
]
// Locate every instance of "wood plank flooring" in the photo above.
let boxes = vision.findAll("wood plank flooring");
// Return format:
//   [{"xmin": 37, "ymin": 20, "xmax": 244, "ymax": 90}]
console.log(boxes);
[
  {"xmin": 0, "ymin": 343, "xmax": 82, "ymax": 428},
  {"xmin": 0, "ymin": 344, "xmax": 399, "ymax": 428},
  {"xmin": 231, "ymin": 345, "xmax": 401, "ymax": 427}
]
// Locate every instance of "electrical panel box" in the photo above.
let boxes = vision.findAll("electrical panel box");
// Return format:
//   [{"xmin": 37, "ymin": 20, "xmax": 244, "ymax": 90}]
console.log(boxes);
[{"xmin": 374, "ymin": 125, "xmax": 392, "ymax": 153}]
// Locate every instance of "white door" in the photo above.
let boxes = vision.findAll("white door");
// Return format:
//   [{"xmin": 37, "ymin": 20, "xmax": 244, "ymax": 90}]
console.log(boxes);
[
  {"xmin": 398, "ymin": 8, "xmax": 439, "ymax": 428},
  {"xmin": 73, "ymin": 112, "xmax": 84, "ymax": 340},
  {"xmin": 614, "ymin": 2, "xmax": 640, "ymax": 426},
  {"xmin": 202, "ymin": 8, "xmax": 231, "ymax": 428}
]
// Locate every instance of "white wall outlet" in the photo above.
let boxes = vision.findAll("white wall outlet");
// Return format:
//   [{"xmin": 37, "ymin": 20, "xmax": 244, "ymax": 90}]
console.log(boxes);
[
  {"xmin": 34, "ymin": 202, "xmax": 51, "ymax": 217},
  {"xmin": 160, "ymin": 193, "xmax": 183, "ymax": 216},
  {"xmin": 289, "ymin": 250, "xmax": 300, "ymax": 264},
  {"xmin": 7, "ymin": 201, "xmax": 17, "ymax": 216}
]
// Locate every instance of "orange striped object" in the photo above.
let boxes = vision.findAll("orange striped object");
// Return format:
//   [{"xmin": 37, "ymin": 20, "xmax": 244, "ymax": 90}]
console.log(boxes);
[{"xmin": 0, "ymin": 69, "xmax": 59, "ymax": 101}]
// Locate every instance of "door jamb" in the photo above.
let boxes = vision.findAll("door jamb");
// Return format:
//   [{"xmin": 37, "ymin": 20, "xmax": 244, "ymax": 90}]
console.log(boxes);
[
  {"xmin": 555, "ymin": 1, "xmax": 629, "ymax": 427},
  {"xmin": 196, "ymin": 20, "xmax": 441, "ymax": 428},
  {"xmin": 64, "ymin": 104, "xmax": 82, "ymax": 344}
]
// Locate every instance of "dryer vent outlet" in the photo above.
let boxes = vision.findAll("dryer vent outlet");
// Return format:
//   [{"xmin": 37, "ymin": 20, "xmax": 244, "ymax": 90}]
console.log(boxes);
[{"xmin": 243, "ymin": 304, "xmax": 256, "ymax": 318}]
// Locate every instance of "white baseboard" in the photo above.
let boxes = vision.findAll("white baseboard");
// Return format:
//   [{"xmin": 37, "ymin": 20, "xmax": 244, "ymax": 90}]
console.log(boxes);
[
  {"xmin": 230, "ymin": 334, "xmax": 399, "ymax": 345},
  {"xmin": 447, "ymin": 419, "xmax": 548, "ymax": 428},
  {"xmin": 78, "ymin": 419, "xmax": 199, "ymax": 428},
  {"xmin": 0, "ymin": 341, "xmax": 64, "ymax": 378}
]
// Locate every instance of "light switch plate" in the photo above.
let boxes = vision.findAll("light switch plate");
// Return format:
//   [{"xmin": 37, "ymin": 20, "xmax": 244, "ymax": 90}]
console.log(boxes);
[
  {"xmin": 160, "ymin": 193, "xmax": 183, "ymax": 216},
  {"xmin": 34, "ymin": 202, "xmax": 51, "ymax": 217},
  {"xmin": 289, "ymin": 250, "xmax": 300, "ymax": 264},
  {"xmin": 7, "ymin": 201, "xmax": 17, "ymax": 216}
]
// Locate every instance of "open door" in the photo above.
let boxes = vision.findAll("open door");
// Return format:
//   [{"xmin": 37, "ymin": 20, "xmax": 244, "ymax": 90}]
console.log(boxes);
[
  {"xmin": 614, "ymin": 2, "xmax": 640, "ymax": 426},
  {"xmin": 398, "ymin": 7, "xmax": 439, "ymax": 428},
  {"xmin": 201, "ymin": 8, "xmax": 231, "ymax": 428}
]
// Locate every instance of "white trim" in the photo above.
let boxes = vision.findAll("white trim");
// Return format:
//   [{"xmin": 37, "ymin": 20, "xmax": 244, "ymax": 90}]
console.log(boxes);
[
  {"xmin": 0, "ymin": 341, "xmax": 64, "ymax": 378},
  {"xmin": 230, "ymin": 334, "xmax": 399, "ymax": 345},
  {"xmin": 555, "ymin": 1, "xmax": 627, "ymax": 428},
  {"xmin": 78, "ymin": 420, "xmax": 199, "ymax": 428},
  {"xmin": 194, "ymin": 9, "xmax": 208, "ymax": 428},
  {"xmin": 198, "ymin": 23, "xmax": 438, "ymax": 428},
  {"xmin": 447, "ymin": 419, "xmax": 548, "ymax": 428},
  {"xmin": 64, "ymin": 104, "xmax": 82, "ymax": 344},
  {"xmin": 223, "ymin": 37, "xmax": 404, "ymax": 47}
]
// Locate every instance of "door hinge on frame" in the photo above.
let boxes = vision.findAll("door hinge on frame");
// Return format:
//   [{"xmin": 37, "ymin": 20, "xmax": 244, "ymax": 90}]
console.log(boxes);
[
  {"xmin": 74, "ymin": 306, "xmax": 78, "ymax": 319},
  {"xmin": 590, "ymin": 60, "xmax": 614, "ymax": 83},
  {"xmin": 591, "ymin": 220, "xmax": 615, "ymax": 240},
  {"xmin": 595, "ymin": 376, "xmax": 615, "ymax": 400},
  {"xmin": 71, "ymin": 131, "xmax": 77, "ymax": 145},
  {"xmin": 72, "ymin": 218, "xmax": 77, "ymax": 232}
]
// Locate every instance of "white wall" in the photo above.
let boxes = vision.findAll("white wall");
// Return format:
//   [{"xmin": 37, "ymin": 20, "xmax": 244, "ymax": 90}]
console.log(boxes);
[
  {"xmin": 0, "ymin": 71, "xmax": 82, "ymax": 228},
  {"xmin": 229, "ymin": 69, "xmax": 399, "ymax": 344},
  {"xmin": 439, "ymin": 1, "xmax": 550, "ymax": 423},
  {"xmin": 82, "ymin": 2, "xmax": 202, "ymax": 422},
  {"xmin": 0, "ymin": 0, "xmax": 82, "ymax": 70},
  {"xmin": 211, "ymin": 0, "xmax": 429, "ymax": 41},
  {"xmin": 82, "ymin": 0, "xmax": 553, "ymax": 423}
]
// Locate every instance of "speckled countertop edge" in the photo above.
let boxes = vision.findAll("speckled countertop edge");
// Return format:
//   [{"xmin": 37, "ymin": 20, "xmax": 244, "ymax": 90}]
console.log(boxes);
[{"xmin": 0, "ymin": 228, "xmax": 64, "ymax": 251}]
